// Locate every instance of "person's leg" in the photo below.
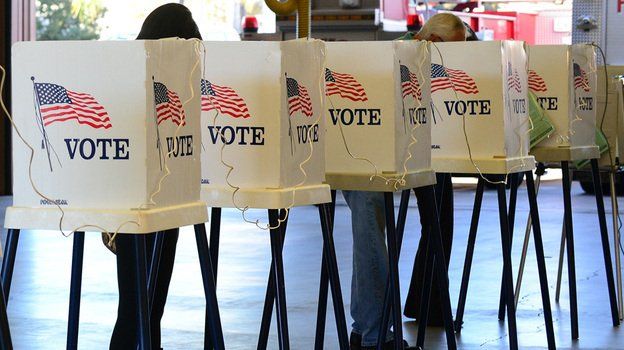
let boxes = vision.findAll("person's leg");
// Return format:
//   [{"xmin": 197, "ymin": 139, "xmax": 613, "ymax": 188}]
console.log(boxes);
[
  {"xmin": 404, "ymin": 174, "xmax": 454, "ymax": 324},
  {"xmin": 110, "ymin": 234, "xmax": 138, "ymax": 349},
  {"xmin": 343, "ymin": 190, "xmax": 392, "ymax": 347},
  {"xmin": 149, "ymin": 228, "xmax": 179, "ymax": 348}
]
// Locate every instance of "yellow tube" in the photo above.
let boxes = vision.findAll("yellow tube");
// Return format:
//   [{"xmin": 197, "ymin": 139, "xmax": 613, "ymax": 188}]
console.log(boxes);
[
  {"xmin": 265, "ymin": 0, "xmax": 311, "ymax": 39},
  {"xmin": 296, "ymin": 0, "xmax": 310, "ymax": 39}
]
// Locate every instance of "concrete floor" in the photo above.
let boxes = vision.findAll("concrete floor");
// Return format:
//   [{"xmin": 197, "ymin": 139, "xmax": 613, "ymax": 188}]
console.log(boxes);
[{"xmin": 2, "ymin": 179, "xmax": 624, "ymax": 349}]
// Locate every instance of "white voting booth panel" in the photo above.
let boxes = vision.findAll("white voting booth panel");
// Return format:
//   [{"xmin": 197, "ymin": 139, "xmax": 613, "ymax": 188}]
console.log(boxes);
[
  {"xmin": 324, "ymin": 41, "xmax": 435, "ymax": 191},
  {"xmin": 6, "ymin": 40, "xmax": 207, "ymax": 233},
  {"xmin": 529, "ymin": 44, "xmax": 598, "ymax": 162},
  {"xmin": 200, "ymin": 40, "xmax": 330, "ymax": 209},
  {"xmin": 597, "ymin": 66, "xmax": 624, "ymax": 167},
  {"xmin": 430, "ymin": 40, "xmax": 534, "ymax": 174}
]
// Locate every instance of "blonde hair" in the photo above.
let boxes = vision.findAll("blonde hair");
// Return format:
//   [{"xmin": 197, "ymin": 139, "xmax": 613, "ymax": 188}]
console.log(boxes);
[{"xmin": 417, "ymin": 13, "xmax": 466, "ymax": 41}]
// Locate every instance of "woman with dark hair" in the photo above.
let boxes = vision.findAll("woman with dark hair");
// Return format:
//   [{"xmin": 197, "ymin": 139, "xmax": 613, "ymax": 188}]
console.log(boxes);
[{"xmin": 109, "ymin": 4, "xmax": 202, "ymax": 349}]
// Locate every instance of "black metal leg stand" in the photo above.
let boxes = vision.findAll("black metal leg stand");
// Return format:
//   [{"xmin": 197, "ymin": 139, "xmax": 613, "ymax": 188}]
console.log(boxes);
[
  {"xmin": 561, "ymin": 161, "xmax": 579, "ymax": 340},
  {"xmin": 314, "ymin": 192, "xmax": 336, "ymax": 350},
  {"xmin": 590, "ymin": 159, "xmax": 620, "ymax": 327},
  {"xmin": 267, "ymin": 209, "xmax": 290, "ymax": 350},
  {"xmin": 382, "ymin": 192, "xmax": 404, "ymax": 350},
  {"xmin": 525, "ymin": 172, "xmax": 556, "ymax": 349},
  {"xmin": 132, "ymin": 235, "xmax": 152, "ymax": 350},
  {"xmin": 1, "ymin": 229, "xmax": 21, "ymax": 302},
  {"xmin": 416, "ymin": 185, "xmax": 457, "ymax": 350},
  {"xmin": 257, "ymin": 210, "xmax": 289, "ymax": 350},
  {"xmin": 496, "ymin": 177, "xmax": 519, "ymax": 350},
  {"xmin": 66, "ymin": 231, "xmax": 85, "ymax": 350},
  {"xmin": 318, "ymin": 203, "xmax": 349, "ymax": 349},
  {"xmin": 415, "ymin": 229, "xmax": 434, "ymax": 348},
  {"xmin": 210, "ymin": 207, "xmax": 222, "ymax": 282},
  {"xmin": 194, "ymin": 224, "xmax": 226, "ymax": 350},
  {"xmin": 498, "ymin": 174, "xmax": 520, "ymax": 320},
  {"xmin": 0, "ymin": 280, "xmax": 12, "ymax": 350},
  {"xmin": 148, "ymin": 232, "xmax": 164, "ymax": 315},
  {"xmin": 454, "ymin": 178, "xmax": 485, "ymax": 330},
  {"xmin": 377, "ymin": 190, "xmax": 411, "ymax": 350}
]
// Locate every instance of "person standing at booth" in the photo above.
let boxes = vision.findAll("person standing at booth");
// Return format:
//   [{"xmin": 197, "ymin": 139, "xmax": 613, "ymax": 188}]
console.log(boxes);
[
  {"xmin": 346, "ymin": 13, "xmax": 466, "ymax": 350},
  {"xmin": 108, "ymin": 4, "xmax": 202, "ymax": 349},
  {"xmin": 403, "ymin": 19, "xmax": 478, "ymax": 326}
]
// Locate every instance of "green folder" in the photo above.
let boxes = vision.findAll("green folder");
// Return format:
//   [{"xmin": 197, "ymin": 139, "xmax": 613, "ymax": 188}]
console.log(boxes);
[
  {"xmin": 574, "ymin": 128, "xmax": 610, "ymax": 169},
  {"xmin": 528, "ymin": 91, "xmax": 555, "ymax": 149}
]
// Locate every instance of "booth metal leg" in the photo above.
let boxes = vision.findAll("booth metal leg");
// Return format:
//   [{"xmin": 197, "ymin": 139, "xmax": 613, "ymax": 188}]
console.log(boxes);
[
  {"xmin": 498, "ymin": 173, "xmax": 520, "ymax": 320},
  {"xmin": 0, "ymin": 280, "xmax": 12, "ymax": 350},
  {"xmin": 454, "ymin": 178, "xmax": 485, "ymax": 330},
  {"xmin": 132, "ymin": 235, "xmax": 152, "ymax": 350},
  {"xmin": 148, "ymin": 232, "xmax": 164, "ymax": 315},
  {"xmin": 210, "ymin": 207, "xmax": 222, "ymax": 282},
  {"xmin": 377, "ymin": 190, "xmax": 411, "ymax": 349},
  {"xmin": 257, "ymin": 210, "xmax": 288, "ymax": 350},
  {"xmin": 314, "ymin": 197, "xmax": 333, "ymax": 350},
  {"xmin": 382, "ymin": 192, "xmax": 403, "ymax": 350},
  {"xmin": 525, "ymin": 173, "xmax": 556, "ymax": 350},
  {"xmin": 590, "ymin": 159, "xmax": 621, "ymax": 327},
  {"xmin": 66, "ymin": 232, "xmax": 84, "ymax": 350},
  {"xmin": 561, "ymin": 161, "xmax": 579, "ymax": 339},
  {"xmin": 496, "ymin": 178, "xmax": 518, "ymax": 350},
  {"xmin": 1, "ymin": 229, "xmax": 20, "ymax": 302},
  {"xmin": 194, "ymin": 224, "xmax": 226, "ymax": 350},
  {"xmin": 555, "ymin": 220, "xmax": 566, "ymax": 303},
  {"xmin": 609, "ymin": 171, "xmax": 624, "ymax": 320},
  {"xmin": 268, "ymin": 209, "xmax": 290, "ymax": 350},
  {"xmin": 415, "ymin": 185, "xmax": 457, "ymax": 350},
  {"xmin": 317, "ymin": 203, "xmax": 349, "ymax": 349},
  {"xmin": 515, "ymin": 171, "xmax": 541, "ymax": 305}
]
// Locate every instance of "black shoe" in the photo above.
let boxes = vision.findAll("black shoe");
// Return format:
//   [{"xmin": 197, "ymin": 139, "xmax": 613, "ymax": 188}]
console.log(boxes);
[{"xmin": 350, "ymin": 331, "xmax": 412, "ymax": 350}]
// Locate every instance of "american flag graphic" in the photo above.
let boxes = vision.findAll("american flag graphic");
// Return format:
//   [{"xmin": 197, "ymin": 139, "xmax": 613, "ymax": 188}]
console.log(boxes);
[
  {"xmin": 286, "ymin": 77, "xmax": 313, "ymax": 117},
  {"xmin": 325, "ymin": 68, "xmax": 368, "ymax": 102},
  {"xmin": 201, "ymin": 79, "xmax": 250, "ymax": 119},
  {"xmin": 431, "ymin": 63, "xmax": 479, "ymax": 94},
  {"xmin": 573, "ymin": 63, "xmax": 591, "ymax": 92},
  {"xmin": 507, "ymin": 64, "xmax": 522, "ymax": 93},
  {"xmin": 154, "ymin": 82, "xmax": 185, "ymax": 126},
  {"xmin": 528, "ymin": 70, "xmax": 547, "ymax": 92},
  {"xmin": 400, "ymin": 65, "xmax": 422, "ymax": 101},
  {"xmin": 34, "ymin": 82, "xmax": 111, "ymax": 129}
]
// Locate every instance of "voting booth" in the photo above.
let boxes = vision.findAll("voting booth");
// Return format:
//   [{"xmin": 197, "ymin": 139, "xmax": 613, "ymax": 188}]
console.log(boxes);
[
  {"xmin": 323, "ymin": 41, "xmax": 435, "ymax": 191},
  {"xmin": 529, "ymin": 44, "xmax": 599, "ymax": 162},
  {"xmin": 200, "ymin": 40, "xmax": 330, "ymax": 209},
  {"xmin": 430, "ymin": 40, "xmax": 534, "ymax": 174},
  {"xmin": 6, "ymin": 40, "xmax": 207, "ymax": 233}
]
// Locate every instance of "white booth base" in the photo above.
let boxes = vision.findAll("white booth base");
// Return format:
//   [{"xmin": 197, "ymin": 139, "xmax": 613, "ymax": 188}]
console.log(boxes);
[
  {"xmin": 4, "ymin": 202, "xmax": 209, "ymax": 234},
  {"xmin": 432, "ymin": 156, "xmax": 536, "ymax": 175},
  {"xmin": 531, "ymin": 146, "xmax": 600, "ymax": 163},
  {"xmin": 325, "ymin": 169, "xmax": 437, "ymax": 192},
  {"xmin": 201, "ymin": 184, "xmax": 332, "ymax": 209}
]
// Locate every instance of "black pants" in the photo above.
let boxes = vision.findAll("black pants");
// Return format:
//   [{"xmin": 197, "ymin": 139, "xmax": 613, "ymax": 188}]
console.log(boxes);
[
  {"xmin": 110, "ymin": 229, "xmax": 179, "ymax": 350},
  {"xmin": 404, "ymin": 173, "xmax": 454, "ymax": 324}
]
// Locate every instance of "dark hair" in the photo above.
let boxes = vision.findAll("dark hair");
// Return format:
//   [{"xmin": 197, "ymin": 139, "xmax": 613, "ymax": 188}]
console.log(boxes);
[{"xmin": 136, "ymin": 3, "xmax": 202, "ymax": 40}]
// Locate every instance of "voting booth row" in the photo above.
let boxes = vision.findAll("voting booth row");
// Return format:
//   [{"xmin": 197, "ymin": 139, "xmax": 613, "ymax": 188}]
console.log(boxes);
[{"xmin": 0, "ymin": 37, "xmax": 620, "ymax": 350}]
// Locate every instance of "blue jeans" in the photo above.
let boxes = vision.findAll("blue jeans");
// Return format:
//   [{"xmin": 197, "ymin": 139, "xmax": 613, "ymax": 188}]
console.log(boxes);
[{"xmin": 343, "ymin": 190, "xmax": 393, "ymax": 346}]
